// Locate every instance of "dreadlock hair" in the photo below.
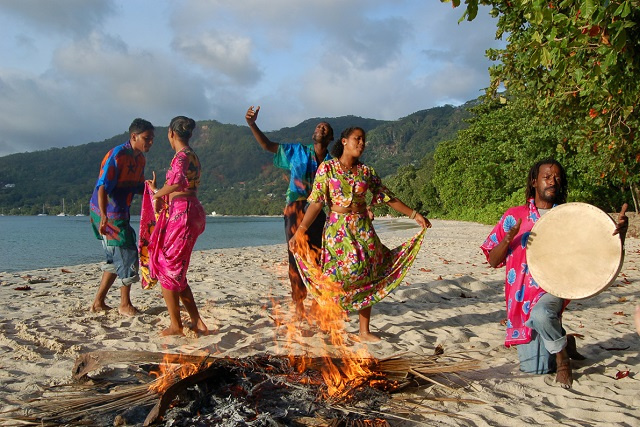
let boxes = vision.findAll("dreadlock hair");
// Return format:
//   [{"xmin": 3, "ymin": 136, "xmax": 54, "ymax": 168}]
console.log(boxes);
[{"xmin": 525, "ymin": 158, "xmax": 568, "ymax": 204}]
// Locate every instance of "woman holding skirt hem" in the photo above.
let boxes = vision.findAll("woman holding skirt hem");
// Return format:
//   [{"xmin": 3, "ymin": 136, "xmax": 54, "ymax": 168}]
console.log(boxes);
[{"xmin": 289, "ymin": 127, "xmax": 430, "ymax": 342}]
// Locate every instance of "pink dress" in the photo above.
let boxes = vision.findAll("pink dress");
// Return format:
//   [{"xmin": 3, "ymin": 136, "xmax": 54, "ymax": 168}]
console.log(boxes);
[{"xmin": 142, "ymin": 148, "xmax": 206, "ymax": 292}]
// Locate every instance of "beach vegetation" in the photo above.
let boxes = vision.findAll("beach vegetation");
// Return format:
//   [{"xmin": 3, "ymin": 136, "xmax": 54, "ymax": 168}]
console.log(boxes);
[{"xmin": 433, "ymin": 0, "xmax": 640, "ymax": 221}]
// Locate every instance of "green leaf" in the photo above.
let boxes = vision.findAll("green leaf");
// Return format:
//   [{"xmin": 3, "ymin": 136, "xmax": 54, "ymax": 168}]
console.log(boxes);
[
  {"xmin": 541, "ymin": 47, "xmax": 552, "ymax": 67},
  {"xmin": 621, "ymin": 1, "xmax": 632, "ymax": 18},
  {"xmin": 530, "ymin": 48, "xmax": 541, "ymax": 66},
  {"xmin": 466, "ymin": 2, "xmax": 478, "ymax": 21},
  {"xmin": 584, "ymin": 0, "xmax": 596, "ymax": 17},
  {"xmin": 533, "ymin": 31, "xmax": 542, "ymax": 43},
  {"xmin": 604, "ymin": 51, "xmax": 617, "ymax": 68},
  {"xmin": 613, "ymin": 2, "xmax": 626, "ymax": 16},
  {"xmin": 612, "ymin": 26, "xmax": 628, "ymax": 51}
]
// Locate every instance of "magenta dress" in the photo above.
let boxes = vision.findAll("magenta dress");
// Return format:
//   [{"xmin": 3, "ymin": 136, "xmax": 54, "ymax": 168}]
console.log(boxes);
[{"xmin": 145, "ymin": 147, "xmax": 206, "ymax": 292}]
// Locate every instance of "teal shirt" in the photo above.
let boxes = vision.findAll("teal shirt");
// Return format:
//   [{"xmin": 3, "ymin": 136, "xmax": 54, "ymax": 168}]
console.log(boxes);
[{"xmin": 274, "ymin": 143, "xmax": 332, "ymax": 204}]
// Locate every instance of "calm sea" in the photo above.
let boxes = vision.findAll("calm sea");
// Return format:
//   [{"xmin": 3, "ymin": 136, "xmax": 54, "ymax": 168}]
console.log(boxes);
[{"xmin": 0, "ymin": 215, "xmax": 285, "ymax": 273}]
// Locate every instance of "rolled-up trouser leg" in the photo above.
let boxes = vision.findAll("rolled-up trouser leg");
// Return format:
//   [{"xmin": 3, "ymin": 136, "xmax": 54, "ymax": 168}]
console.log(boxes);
[{"xmin": 518, "ymin": 292, "xmax": 567, "ymax": 373}]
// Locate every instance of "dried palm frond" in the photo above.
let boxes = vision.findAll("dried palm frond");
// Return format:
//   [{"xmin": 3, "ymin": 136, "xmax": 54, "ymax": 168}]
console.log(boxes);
[{"xmin": 16, "ymin": 351, "xmax": 485, "ymax": 426}]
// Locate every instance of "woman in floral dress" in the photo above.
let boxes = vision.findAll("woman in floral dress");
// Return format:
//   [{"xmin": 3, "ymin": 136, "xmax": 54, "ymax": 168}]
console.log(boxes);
[{"xmin": 289, "ymin": 127, "xmax": 430, "ymax": 342}]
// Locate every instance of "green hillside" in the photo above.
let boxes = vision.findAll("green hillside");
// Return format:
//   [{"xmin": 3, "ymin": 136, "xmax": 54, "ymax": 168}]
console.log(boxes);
[{"xmin": 0, "ymin": 104, "xmax": 470, "ymax": 216}]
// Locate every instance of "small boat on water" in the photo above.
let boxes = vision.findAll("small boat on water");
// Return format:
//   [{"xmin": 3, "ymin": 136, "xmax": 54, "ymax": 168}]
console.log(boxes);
[
  {"xmin": 57, "ymin": 199, "xmax": 68, "ymax": 216},
  {"xmin": 37, "ymin": 204, "xmax": 47, "ymax": 216}
]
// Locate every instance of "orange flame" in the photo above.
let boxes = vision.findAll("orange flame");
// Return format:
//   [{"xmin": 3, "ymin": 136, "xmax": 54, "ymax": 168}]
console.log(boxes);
[
  {"xmin": 285, "ymin": 230, "xmax": 378, "ymax": 398},
  {"xmin": 148, "ymin": 353, "xmax": 210, "ymax": 394}
]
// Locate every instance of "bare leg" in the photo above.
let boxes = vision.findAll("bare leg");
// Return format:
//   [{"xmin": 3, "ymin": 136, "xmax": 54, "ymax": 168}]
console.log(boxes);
[
  {"xmin": 555, "ymin": 348, "xmax": 573, "ymax": 389},
  {"xmin": 358, "ymin": 306, "xmax": 381, "ymax": 342},
  {"xmin": 635, "ymin": 305, "xmax": 640, "ymax": 336},
  {"xmin": 91, "ymin": 271, "xmax": 117, "ymax": 312},
  {"xmin": 118, "ymin": 285, "xmax": 139, "ymax": 316},
  {"xmin": 161, "ymin": 287, "xmax": 184, "ymax": 336},
  {"xmin": 179, "ymin": 286, "xmax": 208, "ymax": 336}
]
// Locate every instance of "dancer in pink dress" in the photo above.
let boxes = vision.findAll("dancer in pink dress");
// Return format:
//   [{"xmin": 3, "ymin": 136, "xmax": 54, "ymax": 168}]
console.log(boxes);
[{"xmin": 146, "ymin": 116, "xmax": 208, "ymax": 336}]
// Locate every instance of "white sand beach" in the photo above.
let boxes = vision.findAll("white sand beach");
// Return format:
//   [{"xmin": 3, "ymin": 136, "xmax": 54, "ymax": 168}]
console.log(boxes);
[{"xmin": 0, "ymin": 218, "xmax": 639, "ymax": 426}]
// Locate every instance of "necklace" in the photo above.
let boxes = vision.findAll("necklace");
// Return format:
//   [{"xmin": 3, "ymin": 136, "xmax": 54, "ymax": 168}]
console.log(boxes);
[{"xmin": 338, "ymin": 158, "xmax": 357, "ymax": 172}]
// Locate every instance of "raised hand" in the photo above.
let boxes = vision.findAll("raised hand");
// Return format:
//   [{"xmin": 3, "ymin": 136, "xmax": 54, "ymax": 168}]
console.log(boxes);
[
  {"xmin": 245, "ymin": 106, "xmax": 260, "ymax": 126},
  {"xmin": 146, "ymin": 171, "xmax": 157, "ymax": 192},
  {"xmin": 613, "ymin": 203, "xmax": 628, "ymax": 238}
]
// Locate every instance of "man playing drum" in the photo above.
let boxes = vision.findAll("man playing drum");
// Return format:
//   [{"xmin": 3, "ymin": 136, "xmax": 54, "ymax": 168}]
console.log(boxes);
[{"xmin": 481, "ymin": 159, "xmax": 628, "ymax": 389}]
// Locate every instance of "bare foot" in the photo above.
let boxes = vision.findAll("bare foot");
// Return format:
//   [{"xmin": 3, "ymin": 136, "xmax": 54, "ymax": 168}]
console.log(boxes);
[
  {"xmin": 555, "ymin": 350, "xmax": 573, "ymax": 389},
  {"xmin": 90, "ymin": 302, "xmax": 112, "ymax": 312},
  {"xmin": 189, "ymin": 319, "xmax": 209, "ymax": 336},
  {"xmin": 359, "ymin": 331, "xmax": 382, "ymax": 343},
  {"xmin": 118, "ymin": 304, "xmax": 139, "ymax": 316},
  {"xmin": 161, "ymin": 326, "xmax": 185, "ymax": 336}
]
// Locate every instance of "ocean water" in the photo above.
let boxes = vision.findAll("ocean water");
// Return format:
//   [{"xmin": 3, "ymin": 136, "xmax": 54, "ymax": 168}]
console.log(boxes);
[{"xmin": 0, "ymin": 215, "xmax": 284, "ymax": 273}]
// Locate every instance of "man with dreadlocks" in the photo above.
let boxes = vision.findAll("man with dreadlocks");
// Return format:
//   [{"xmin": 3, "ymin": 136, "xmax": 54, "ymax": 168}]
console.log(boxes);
[{"xmin": 480, "ymin": 159, "xmax": 628, "ymax": 389}]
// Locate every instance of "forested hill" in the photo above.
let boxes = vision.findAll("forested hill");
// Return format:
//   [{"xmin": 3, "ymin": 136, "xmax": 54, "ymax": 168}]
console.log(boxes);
[{"xmin": 0, "ymin": 103, "xmax": 471, "ymax": 216}]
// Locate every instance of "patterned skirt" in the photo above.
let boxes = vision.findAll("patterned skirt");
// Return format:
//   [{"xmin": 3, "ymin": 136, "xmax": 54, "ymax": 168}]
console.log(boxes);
[
  {"xmin": 294, "ymin": 211, "xmax": 425, "ymax": 312},
  {"xmin": 139, "ymin": 183, "xmax": 206, "ymax": 292}
]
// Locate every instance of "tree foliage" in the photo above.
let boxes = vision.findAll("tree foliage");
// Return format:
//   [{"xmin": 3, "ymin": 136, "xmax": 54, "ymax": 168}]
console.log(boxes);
[
  {"xmin": 431, "ymin": 98, "xmax": 561, "ymax": 222},
  {"xmin": 443, "ymin": 0, "xmax": 640, "ymax": 193}
]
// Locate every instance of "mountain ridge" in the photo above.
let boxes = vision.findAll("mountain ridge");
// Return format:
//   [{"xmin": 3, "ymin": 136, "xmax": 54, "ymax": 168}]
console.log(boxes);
[{"xmin": 0, "ymin": 103, "xmax": 472, "ymax": 215}]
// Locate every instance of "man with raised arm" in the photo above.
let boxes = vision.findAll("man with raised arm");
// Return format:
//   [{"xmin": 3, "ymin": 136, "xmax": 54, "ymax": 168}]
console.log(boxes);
[{"xmin": 245, "ymin": 106, "xmax": 333, "ymax": 318}]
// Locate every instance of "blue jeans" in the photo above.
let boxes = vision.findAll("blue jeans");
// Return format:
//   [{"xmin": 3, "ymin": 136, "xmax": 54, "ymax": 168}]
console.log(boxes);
[
  {"xmin": 517, "ymin": 293, "xmax": 567, "ymax": 374},
  {"xmin": 101, "ymin": 237, "xmax": 139, "ymax": 286}
]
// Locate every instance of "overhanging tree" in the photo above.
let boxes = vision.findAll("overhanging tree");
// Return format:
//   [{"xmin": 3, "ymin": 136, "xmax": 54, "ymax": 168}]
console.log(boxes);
[{"xmin": 442, "ymin": 0, "xmax": 640, "ymax": 209}]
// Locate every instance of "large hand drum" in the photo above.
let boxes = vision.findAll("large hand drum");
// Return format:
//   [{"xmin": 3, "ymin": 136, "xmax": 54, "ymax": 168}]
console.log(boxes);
[{"xmin": 526, "ymin": 202, "xmax": 624, "ymax": 299}]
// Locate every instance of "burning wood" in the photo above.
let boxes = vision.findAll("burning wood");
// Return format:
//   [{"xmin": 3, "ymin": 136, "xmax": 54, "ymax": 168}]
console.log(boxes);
[{"xmin": 9, "ymin": 350, "xmax": 482, "ymax": 426}]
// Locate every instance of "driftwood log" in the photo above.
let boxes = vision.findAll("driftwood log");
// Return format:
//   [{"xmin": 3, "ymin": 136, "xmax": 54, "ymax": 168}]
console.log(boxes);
[
  {"xmin": 143, "ymin": 363, "xmax": 229, "ymax": 426},
  {"xmin": 72, "ymin": 350, "xmax": 213, "ymax": 380}
]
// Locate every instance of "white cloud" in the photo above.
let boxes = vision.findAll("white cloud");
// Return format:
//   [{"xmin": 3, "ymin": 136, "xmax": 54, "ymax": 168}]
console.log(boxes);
[
  {"xmin": 0, "ymin": 0, "xmax": 114, "ymax": 37},
  {"xmin": 173, "ymin": 31, "xmax": 262, "ymax": 84},
  {"xmin": 0, "ymin": 1, "xmax": 503, "ymax": 156}
]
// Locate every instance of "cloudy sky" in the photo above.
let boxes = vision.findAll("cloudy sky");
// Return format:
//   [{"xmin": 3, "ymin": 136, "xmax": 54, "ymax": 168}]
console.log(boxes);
[{"xmin": 0, "ymin": 0, "xmax": 501, "ymax": 157}]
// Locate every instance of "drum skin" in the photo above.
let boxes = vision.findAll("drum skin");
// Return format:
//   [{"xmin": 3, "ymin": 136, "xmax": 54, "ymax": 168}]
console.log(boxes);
[{"xmin": 526, "ymin": 202, "xmax": 624, "ymax": 300}]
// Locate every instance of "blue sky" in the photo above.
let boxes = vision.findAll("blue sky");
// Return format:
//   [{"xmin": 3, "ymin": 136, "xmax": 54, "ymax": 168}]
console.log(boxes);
[{"xmin": 0, "ymin": 0, "xmax": 501, "ymax": 157}]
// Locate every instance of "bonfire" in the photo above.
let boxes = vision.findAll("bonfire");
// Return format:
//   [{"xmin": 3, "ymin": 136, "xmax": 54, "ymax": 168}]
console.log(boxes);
[{"xmin": 1, "ymin": 235, "xmax": 484, "ymax": 426}]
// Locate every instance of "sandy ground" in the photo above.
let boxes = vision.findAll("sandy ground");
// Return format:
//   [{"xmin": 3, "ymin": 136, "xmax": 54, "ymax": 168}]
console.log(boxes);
[{"xmin": 0, "ymin": 218, "xmax": 638, "ymax": 426}]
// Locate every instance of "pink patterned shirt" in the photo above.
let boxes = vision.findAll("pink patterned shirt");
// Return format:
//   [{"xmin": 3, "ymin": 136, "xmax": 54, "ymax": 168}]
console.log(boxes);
[
  {"xmin": 166, "ymin": 147, "xmax": 200, "ymax": 192},
  {"xmin": 481, "ymin": 199, "xmax": 568, "ymax": 347}
]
